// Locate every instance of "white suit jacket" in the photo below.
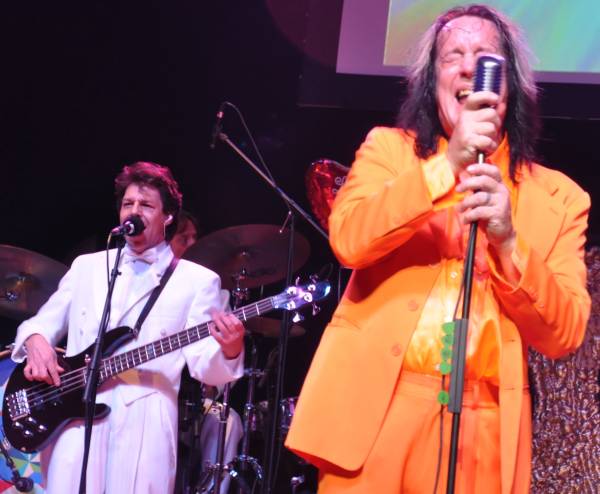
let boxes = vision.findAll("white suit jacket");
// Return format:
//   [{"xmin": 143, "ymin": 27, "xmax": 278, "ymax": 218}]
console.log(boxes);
[{"xmin": 13, "ymin": 241, "xmax": 243, "ymax": 416}]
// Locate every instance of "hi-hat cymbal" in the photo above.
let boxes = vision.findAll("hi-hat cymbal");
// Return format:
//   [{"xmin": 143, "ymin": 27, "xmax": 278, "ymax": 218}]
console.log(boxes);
[
  {"xmin": 245, "ymin": 317, "xmax": 305, "ymax": 338},
  {"xmin": 183, "ymin": 224, "xmax": 310, "ymax": 289},
  {"xmin": 0, "ymin": 245, "xmax": 68, "ymax": 320}
]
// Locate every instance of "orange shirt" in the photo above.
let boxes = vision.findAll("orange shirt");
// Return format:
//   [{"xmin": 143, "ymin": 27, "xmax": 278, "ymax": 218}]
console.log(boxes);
[{"xmin": 403, "ymin": 138, "xmax": 517, "ymax": 382}]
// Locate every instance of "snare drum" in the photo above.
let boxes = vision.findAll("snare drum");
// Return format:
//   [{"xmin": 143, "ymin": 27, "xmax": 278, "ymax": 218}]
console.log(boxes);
[{"xmin": 0, "ymin": 348, "xmax": 52, "ymax": 493}]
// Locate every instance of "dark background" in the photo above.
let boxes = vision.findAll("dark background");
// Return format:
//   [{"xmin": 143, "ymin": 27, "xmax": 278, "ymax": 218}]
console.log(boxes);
[{"xmin": 0, "ymin": 1, "xmax": 599, "ymax": 486}]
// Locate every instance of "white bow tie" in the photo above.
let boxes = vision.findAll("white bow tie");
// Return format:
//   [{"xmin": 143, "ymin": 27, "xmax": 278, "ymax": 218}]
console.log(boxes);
[{"xmin": 123, "ymin": 249, "xmax": 158, "ymax": 265}]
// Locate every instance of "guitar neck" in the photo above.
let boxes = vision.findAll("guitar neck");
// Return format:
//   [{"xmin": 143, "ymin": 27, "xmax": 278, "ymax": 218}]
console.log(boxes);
[{"xmin": 99, "ymin": 296, "xmax": 277, "ymax": 381}]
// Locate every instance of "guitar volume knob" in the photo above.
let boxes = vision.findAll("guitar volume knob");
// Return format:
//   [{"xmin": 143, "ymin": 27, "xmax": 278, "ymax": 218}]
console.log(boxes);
[
  {"xmin": 13, "ymin": 421, "xmax": 23, "ymax": 430},
  {"xmin": 26, "ymin": 417, "xmax": 37, "ymax": 425},
  {"xmin": 37, "ymin": 424, "xmax": 47, "ymax": 433},
  {"xmin": 22, "ymin": 430, "xmax": 34, "ymax": 438}
]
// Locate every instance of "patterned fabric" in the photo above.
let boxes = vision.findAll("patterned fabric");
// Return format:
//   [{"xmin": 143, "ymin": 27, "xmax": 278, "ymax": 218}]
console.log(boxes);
[
  {"xmin": 0, "ymin": 358, "xmax": 44, "ymax": 493},
  {"xmin": 529, "ymin": 247, "xmax": 600, "ymax": 493}
]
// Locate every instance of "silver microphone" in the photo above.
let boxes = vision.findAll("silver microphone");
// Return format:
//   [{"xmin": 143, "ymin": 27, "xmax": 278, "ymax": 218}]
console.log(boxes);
[
  {"xmin": 473, "ymin": 54, "xmax": 504, "ymax": 94},
  {"xmin": 473, "ymin": 54, "xmax": 505, "ymax": 164}
]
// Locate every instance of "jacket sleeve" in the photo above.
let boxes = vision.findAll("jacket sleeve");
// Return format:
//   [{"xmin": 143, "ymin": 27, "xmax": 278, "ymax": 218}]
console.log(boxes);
[
  {"xmin": 182, "ymin": 270, "xmax": 244, "ymax": 387},
  {"xmin": 489, "ymin": 179, "xmax": 591, "ymax": 358},
  {"xmin": 329, "ymin": 127, "xmax": 455, "ymax": 269}
]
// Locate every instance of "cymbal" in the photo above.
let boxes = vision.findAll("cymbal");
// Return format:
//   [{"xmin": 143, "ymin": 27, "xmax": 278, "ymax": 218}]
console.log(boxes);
[
  {"xmin": 245, "ymin": 316, "xmax": 305, "ymax": 338},
  {"xmin": 0, "ymin": 244, "xmax": 68, "ymax": 320},
  {"xmin": 183, "ymin": 224, "xmax": 310, "ymax": 289}
]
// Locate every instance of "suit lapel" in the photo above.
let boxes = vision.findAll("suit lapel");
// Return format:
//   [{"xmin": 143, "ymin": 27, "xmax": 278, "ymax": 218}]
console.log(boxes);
[
  {"xmin": 90, "ymin": 248, "xmax": 171, "ymax": 330},
  {"xmin": 116, "ymin": 265, "xmax": 161, "ymax": 325}
]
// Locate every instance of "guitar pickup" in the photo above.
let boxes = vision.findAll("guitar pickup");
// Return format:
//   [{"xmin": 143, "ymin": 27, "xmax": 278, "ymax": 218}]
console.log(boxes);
[{"xmin": 6, "ymin": 389, "xmax": 30, "ymax": 421}]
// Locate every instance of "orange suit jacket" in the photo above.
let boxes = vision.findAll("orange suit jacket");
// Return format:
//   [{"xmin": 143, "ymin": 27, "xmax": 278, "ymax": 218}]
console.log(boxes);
[{"xmin": 286, "ymin": 128, "xmax": 590, "ymax": 494}]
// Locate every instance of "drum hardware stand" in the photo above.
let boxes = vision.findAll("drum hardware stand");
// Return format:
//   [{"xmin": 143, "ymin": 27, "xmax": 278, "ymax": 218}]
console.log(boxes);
[
  {"xmin": 290, "ymin": 474, "xmax": 305, "ymax": 494},
  {"xmin": 1, "ymin": 290, "xmax": 18, "ymax": 302},
  {"xmin": 1, "ymin": 273, "xmax": 29, "ymax": 303},
  {"xmin": 178, "ymin": 367, "xmax": 207, "ymax": 494},
  {"xmin": 231, "ymin": 334, "xmax": 264, "ymax": 494},
  {"xmin": 206, "ymin": 273, "xmax": 250, "ymax": 494},
  {"xmin": 210, "ymin": 383, "xmax": 233, "ymax": 494},
  {"xmin": 0, "ymin": 438, "xmax": 33, "ymax": 492}
]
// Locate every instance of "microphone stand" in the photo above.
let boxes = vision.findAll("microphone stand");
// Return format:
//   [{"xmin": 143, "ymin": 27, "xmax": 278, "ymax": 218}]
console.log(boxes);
[
  {"xmin": 217, "ymin": 133, "xmax": 328, "ymax": 243},
  {"xmin": 445, "ymin": 153, "xmax": 484, "ymax": 494},
  {"xmin": 78, "ymin": 236, "xmax": 125, "ymax": 494},
  {"xmin": 214, "ymin": 131, "xmax": 327, "ymax": 494}
]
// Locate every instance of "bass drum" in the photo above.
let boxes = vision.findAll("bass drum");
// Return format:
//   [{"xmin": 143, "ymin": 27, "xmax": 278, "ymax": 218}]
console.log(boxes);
[{"xmin": 0, "ymin": 348, "xmax": 62, "ymax": 493}]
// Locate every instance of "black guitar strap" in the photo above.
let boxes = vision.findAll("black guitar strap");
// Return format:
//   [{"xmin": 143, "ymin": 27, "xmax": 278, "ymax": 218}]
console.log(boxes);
[{"xmin": 132, "ymin": 256, "xmax": 179, "ymax": 337}]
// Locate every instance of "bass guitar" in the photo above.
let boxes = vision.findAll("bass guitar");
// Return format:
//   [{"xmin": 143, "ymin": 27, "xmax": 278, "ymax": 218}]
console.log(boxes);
[{"xmin": 2, "ymin": 280, "xmax": 330, "ymax": 453}]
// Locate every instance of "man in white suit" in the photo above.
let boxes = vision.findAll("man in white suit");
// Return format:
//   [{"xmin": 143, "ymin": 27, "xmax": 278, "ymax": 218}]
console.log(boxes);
[{"xmin": 11, "ymin": 161, "xmax": 245, "ymax": 493}]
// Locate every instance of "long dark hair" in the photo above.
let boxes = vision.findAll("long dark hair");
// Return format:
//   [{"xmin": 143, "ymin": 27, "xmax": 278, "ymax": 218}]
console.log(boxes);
[{"xmin": 397, "ymin": 4, "xmax": 539, "ymax": 180}]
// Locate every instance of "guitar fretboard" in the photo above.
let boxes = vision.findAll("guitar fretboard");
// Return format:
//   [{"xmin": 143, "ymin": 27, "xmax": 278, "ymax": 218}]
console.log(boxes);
[{"xmin": 98, "ymin": 296, "xmax": 281, "ymax": 381}]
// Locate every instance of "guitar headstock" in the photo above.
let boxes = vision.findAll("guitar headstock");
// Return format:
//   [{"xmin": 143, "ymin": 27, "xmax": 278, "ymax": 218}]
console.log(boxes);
[{"xmin": 272, "ymin": 280, "xmax": 331, "ymax": 312}]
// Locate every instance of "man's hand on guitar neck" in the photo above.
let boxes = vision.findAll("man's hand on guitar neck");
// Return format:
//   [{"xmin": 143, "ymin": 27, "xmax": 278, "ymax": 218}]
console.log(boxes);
[
  {"xmin": 208, "ymin": 310, "xmax": 245, "ymax": 360},
  {"xmin": 23, "ymin": 334, "xmax": 65, "ymax": 387}
]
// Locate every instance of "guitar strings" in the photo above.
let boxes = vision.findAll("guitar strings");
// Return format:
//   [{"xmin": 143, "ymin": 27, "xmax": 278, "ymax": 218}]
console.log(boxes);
[
  {"xmin": 18, "ymin": 296, "xmax": 280, "ymax": 409},
  {"xmin": 23, "ymin": 326, "xmax": 213, "ymax": 407}
]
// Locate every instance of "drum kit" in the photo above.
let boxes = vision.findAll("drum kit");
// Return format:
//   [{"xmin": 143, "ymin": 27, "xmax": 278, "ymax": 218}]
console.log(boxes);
[{"xmin": 179, "ymin": 224, "xmax": 316, "ymax": 494}]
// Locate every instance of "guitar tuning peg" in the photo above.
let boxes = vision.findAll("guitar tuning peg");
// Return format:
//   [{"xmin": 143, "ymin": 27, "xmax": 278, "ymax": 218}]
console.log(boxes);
[
  {"xmin": 312, "ymin": 304, "xmax": 321, "ymax": 316},
  {"xmin": 292, "ymin": 312, "xmax": 304, "ymax": 323},
  {"xmin": 295, "ymin": 276, "xmax": 302, "ymax": 286}
]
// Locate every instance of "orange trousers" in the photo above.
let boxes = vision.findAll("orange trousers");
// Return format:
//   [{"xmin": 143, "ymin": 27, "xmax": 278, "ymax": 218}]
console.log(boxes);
[{"xmin": 319, "ymin": 371, "xmax": 502, "ymax": 493}]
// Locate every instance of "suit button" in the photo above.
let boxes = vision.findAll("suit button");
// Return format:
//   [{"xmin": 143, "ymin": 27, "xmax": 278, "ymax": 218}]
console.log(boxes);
[
  {"xmin": 391, "ymin": 344, "xmax": 403, "ymax": 357},
  {"xmin": 407, "ymin": 299, "xmax": 419, "ymax": 311}
]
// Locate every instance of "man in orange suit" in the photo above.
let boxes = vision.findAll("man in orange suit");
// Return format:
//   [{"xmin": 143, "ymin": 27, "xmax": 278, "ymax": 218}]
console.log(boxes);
[{"xmin": 286, "ymin": 5, "xmax": 590, "ymax": 493}]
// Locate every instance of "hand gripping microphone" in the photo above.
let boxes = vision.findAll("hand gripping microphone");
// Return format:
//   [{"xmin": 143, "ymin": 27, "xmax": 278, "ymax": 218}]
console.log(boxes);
[
  {"xmin": 110, "ymin": 214, "xmax": 145, "ymax": 236},
  {"xmin": 473, "ymin": 54, "xmax": 505, "ymax": 164}
]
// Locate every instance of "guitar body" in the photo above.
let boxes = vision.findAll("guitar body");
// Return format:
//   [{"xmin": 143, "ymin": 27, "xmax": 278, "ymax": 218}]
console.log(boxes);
[{"xmin": 2, "ymin": 326, "xmax": 135, "ymax": 453}]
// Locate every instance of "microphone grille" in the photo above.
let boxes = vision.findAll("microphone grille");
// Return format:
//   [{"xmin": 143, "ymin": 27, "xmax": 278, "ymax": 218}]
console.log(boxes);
[
  {"xmin": 125, "ymin": 214, "xmax": 146, "ymax": 236},
  {"xmin": 473, "ymin": 54, "xmax": 504, "ymax": 94}
]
